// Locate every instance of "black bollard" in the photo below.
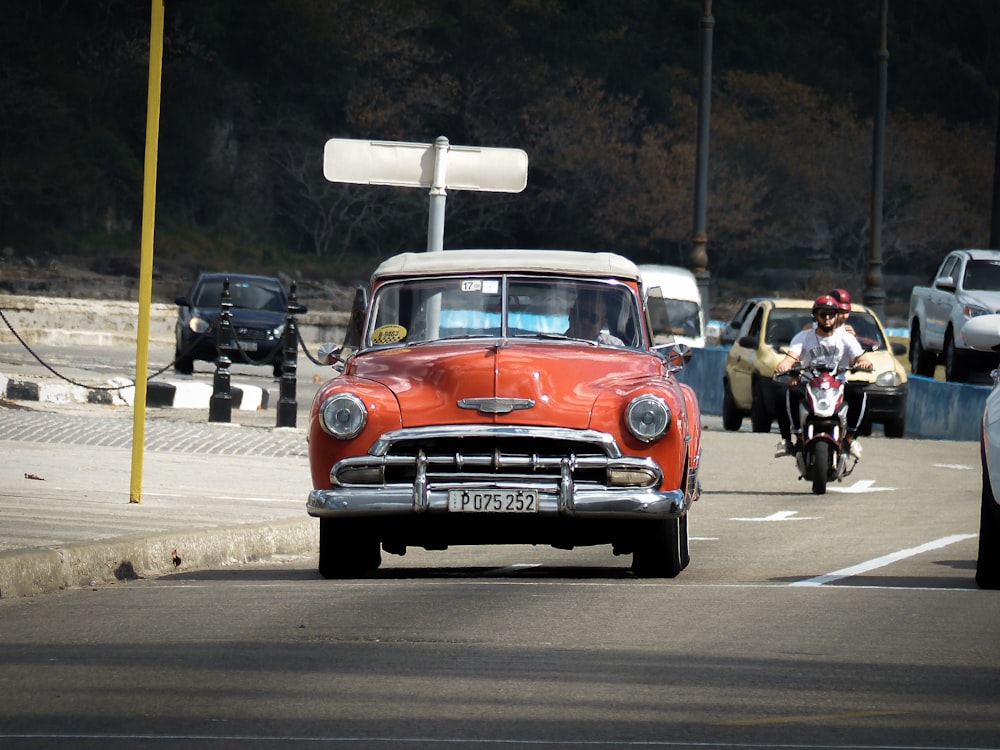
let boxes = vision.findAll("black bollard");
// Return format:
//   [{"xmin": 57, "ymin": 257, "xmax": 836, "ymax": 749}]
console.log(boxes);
[
  {"xmin": 276, "ymin": 280, "xmax": 299, "ymax": 428},
  {"xmin": 209, "ymin": 277, "xmax": 234, "ymax": 423}
]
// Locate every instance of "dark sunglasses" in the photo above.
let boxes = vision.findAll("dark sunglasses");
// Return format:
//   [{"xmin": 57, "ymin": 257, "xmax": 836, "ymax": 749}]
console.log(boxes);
[{"xmin": 816, "ymin": 310, "xmax": 837, "ymax": 318}]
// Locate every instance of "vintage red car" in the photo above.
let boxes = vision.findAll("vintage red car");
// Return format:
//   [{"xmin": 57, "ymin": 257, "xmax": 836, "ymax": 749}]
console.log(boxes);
[{"xmin": 307, "ymin": 249, "xmax": 702, "ymax": 578}]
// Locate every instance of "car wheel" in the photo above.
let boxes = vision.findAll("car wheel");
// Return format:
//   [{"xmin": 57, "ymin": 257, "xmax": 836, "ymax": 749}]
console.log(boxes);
[
  {"xmin": 811, "ymin": 441, "xmax": 829, "ymax": 495},
  {"xmin": 944, "ymin": 329, "xmax": 969, "ymax": 383},
  {"xmin": 173, "ymin": 346, "xmax": 194, "ymax": 375},
  {"xmin": 976, "ymin": 442, "xmax": 1000, "ymax": 589},
  {"xmin": 883, "ymin": 415, "xmax": 905, "ymax": 439},
  {"xmin": 750, "ymin": 377, "xmax": 772, "ymax": 433},
  {"xmin": 722, "ymin": 381, "xmax": 743, "ymax": 431},
  {"xmin": 631, "ymin": 515, "xmax": 687, "ymax": 578},
  {"xmin": 318, "ymin": 518, "xmax": 382, "ymax": 579},
  {"xmin": 909, "ymin": 323, "xmax": 936, "ymax": 377}
]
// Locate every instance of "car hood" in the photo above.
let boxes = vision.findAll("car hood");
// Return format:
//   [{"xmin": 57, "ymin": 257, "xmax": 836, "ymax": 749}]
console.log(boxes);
[
  {"xmin": 847, "ymin": 347, "xmax": 906, "ymax": 385},
  {"xmin": 192, "ymin": 307, "xmax": 286, "ymax": 328},
  {"xmin": 345, "ymin": 341, "xmax": 664, "ymax": 429},
  {"xmin": 962, "ymin": 289, "xmax": 1000, "ymax": 312}
]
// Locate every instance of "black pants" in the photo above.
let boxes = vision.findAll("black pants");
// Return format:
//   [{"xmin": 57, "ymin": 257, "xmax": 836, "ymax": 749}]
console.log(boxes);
[{"xmin": 785, "ymin": 380, "xmax": 867, "ymax": 438}]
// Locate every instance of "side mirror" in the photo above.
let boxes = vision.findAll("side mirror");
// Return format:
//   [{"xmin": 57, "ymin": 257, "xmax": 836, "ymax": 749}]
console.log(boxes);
[
  {"xmin": 174, "ymin": 295, "xmax": 189, "ymax": 307},
  {"xmin": 891, "ymin": 341, "xmax": 907, "ymax": 356},
  {"xmin": 738, "ymin": 335, "xmax": 759, "ymax": 349},
  {"xmin": 288, "ymin": 302, "xmax": 308, "ymax": 316},
  {"xmin": 934, "ymin": 275, "xmax": 956, "ymax": 292},
  {"xmin": 653, "ymin": 342, "xmax": 692, "ymax": 372}
]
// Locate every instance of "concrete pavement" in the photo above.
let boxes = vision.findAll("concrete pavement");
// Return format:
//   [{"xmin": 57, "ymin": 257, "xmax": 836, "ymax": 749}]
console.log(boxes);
[
  {"xmin": 0, "ymin": 293, "xmax": 348, "ymax": 599},
  {"xmin": 0, "ymin": 399, "xmax": 318, "ymax": 598}
]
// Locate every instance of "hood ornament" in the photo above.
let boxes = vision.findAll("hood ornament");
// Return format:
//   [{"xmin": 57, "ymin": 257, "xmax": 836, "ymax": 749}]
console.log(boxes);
[{"xmin": 458, "ymin": 397, "xmax": 535, "ymax": 415}]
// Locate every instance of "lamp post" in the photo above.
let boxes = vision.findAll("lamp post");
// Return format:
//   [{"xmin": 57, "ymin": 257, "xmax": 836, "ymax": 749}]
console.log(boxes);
[
  {"xmin": 691, "ymin": 0, "xmax": 714, "ymax": 314},
  {"xmin": 866, "ymin": 0, "xmax": 889, "ymax": 321}
]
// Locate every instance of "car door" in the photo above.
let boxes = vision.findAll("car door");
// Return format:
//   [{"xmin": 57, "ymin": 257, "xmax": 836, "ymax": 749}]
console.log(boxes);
[
  {"xmin": 726, "ymin": 304, "xmax": 765, "ymax": 409},
  {"xmin": 926, "ymin": 254, "xmax": 959, "ymax": 349}
]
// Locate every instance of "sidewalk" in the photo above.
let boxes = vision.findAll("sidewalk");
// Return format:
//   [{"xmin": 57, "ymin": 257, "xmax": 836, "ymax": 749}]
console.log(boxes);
[{"xmin": 0, "ymin": 398, "xmax": 319, "ymax": 599}]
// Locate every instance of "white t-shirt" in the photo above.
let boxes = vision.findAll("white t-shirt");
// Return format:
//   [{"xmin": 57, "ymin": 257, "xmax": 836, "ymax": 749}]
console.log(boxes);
[{"xmin": 787, "ymin": 326, "xmax": 864, "ymax": 378}]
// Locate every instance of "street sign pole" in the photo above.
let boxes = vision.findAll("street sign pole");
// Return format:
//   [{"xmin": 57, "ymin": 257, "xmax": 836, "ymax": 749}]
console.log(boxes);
[
  {"xmin": 427, "ymin": 136, "xmax": 449, "ymax": 252},
  {"xmin": 323, "ymin": 137, "xmax": 528, "ymax": 252}
]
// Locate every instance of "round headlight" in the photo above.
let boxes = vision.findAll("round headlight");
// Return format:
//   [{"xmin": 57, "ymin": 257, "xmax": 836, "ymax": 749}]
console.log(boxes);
[
  {"xmin": 188, "ymin": 316, "xmax": 210, "ymax": 334},
  {"xmin": 876, "ymin": 371, "xmax": 901, "ymax": 387},
  {"xmin": 625, "ymin": 394, "xmax": 671, "ymax": 443},
  {"xmin": 320, "ymin": 393, "xmax": 367, "ymax": 439}
]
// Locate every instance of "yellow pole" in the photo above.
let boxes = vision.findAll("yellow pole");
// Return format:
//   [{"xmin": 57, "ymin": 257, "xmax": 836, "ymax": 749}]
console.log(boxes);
[{"xmin": 129, "ymin": 0, "xmax": 165, "ymax": 504}]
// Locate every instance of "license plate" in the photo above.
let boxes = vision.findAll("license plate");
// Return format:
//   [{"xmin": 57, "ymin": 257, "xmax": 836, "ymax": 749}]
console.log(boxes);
[
  {"xmin": 447, "ymin": 489, "xmax": 538, "ymax": 513},
  {"xmin": 237, "ymin": 340, "xmax": 259, "ymax": 352}
]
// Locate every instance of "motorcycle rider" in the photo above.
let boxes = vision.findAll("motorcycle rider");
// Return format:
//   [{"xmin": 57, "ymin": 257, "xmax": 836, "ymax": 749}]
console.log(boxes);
[
  {"xmin": 774, "ymin": 287, "xmax": 857, "ymax": 457},
  {"xmin": 773, "ymin": 295, "xmax": 873, "ymax": 459}
]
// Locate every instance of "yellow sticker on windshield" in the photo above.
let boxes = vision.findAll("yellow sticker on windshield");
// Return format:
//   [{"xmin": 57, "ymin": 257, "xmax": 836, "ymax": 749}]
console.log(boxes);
[{"xmin": 371, "ymin": 324, "xmax": 407, "ymax": 345}]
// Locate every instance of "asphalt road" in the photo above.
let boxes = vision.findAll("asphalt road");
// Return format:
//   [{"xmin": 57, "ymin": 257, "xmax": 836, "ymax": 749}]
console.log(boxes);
[{"xmin": 0, "ymin": 396, "xmax": 995, "ymax": 750}]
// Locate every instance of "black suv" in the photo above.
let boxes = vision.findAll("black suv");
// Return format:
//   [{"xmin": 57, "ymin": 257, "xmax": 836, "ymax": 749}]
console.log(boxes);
[{"xmin": 174, "ymin": 273, "xmax": 307, "ymax": 376}]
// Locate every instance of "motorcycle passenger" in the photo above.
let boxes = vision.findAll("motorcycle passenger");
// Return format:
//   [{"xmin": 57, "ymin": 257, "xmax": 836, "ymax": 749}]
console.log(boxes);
[
  {"xmin": 829, "ymin": 288, "xmax": 856, "ymax": 335},
  {"xmin": 773, "ymin": 295, "xmax": 873, "ymax": 459}
]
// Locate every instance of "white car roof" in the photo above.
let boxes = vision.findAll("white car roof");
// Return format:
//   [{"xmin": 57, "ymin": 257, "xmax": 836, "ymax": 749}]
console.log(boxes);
[
  {"xmin": 956, "ymin": 249, "xmax": 1000, "ymax": 261},
  {"xmin": 373, "ymin": 249, "xmax": 641, "ymax": 282},
  {"xmin": 638, "ymin": 264, "xmax": 701, "ymax": 297}
]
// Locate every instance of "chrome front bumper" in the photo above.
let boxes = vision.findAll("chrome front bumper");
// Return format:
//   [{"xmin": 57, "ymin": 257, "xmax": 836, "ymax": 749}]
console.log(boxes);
[
  {"xmin": 307, "ymin": 483, "xmax": 686, "ymax": 519},
  {"xmin": 308, "ymin": 424, "xmax": 694, "ymax": 520}
]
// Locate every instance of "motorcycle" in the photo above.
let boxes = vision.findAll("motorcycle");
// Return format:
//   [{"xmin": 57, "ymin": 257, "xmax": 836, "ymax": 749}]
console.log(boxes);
[{"xmin": 775, "ymin": 363, "xmax": 860, "ymax": 494}]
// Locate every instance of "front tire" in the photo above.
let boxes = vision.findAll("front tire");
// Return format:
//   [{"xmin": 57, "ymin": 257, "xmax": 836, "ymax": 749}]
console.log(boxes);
[
  {"xmin": 750, "ymin": 377, "xmax": 772, "ymax": 433},
  {"xmin": 909, "ymin": 323, "xmax": 937, "ymax": 377},
  {"xmin": 318, "ymin": 518, "xmax": 382, "ymax": 579},
  {"xmin": 811, "ymin": 441, "xmax": 829, "ymax": 495},
  {"xmin": 883, "ymin": 415, "xmax": 906, "ymax": 439},
  {"xmin": 632, "ymin": 514, "xmax": 687, "ymax": 578},
  {"xmin": 976, "ymin": 442, "xmax": 1000, "ymax": 589},
  {"xmin": 722, "ymin": 381, "xmax": 743, "ymax": 431},
  {"xmin": 174, "ymin": 341, "xmax": 194, "ymax": 375},
  {"xmin": 944, "ymin": 329, "xmax": 970, "ymax": 383}
]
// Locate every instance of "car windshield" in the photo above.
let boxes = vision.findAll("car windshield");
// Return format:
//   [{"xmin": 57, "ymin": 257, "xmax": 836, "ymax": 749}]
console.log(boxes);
[
  {"xmin": 763, "ymin": 311, "xmax": 811, "ymax": 346},
  {"xmin": 366, "ymin": 275, "xmax": 642, "ymax": 349},
  {"xmin": 193, "ymin": 278, "xmax": 286, "ymax": 312},
  {"xmin": 845, "ymin": 311, "xmax": 887, "ymax": 349},
  {"xmin": 661, "ymin": 299, "xmax": 701, "ymax": 337},
  {"xmin": 964, "ymin": 259, "xmax": 1000, "ymax": 291}
]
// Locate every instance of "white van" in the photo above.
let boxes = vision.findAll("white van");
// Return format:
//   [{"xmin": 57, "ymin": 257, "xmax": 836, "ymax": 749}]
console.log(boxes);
[{"xmin": 638, "ymin": 264, "xmax": 706, "ymax": 348}]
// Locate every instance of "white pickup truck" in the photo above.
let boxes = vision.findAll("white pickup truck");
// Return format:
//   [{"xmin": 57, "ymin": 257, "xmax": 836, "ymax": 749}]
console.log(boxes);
[{"xmin": 908, "ymin": 248, "xmax": 1000, "ymax": 381}]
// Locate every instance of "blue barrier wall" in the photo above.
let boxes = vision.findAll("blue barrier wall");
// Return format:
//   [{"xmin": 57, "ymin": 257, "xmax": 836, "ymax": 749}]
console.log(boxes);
[
  {"xmin": 904, "ymin": 375, "xmax": 988, "ymax": 442},
  {"xmin": 675, "ymin": 347, "xmax": 987, "ymax": 442},
  {"xmin": 675, "ymin": 346, "xmax": 727, "ymax": 416}
]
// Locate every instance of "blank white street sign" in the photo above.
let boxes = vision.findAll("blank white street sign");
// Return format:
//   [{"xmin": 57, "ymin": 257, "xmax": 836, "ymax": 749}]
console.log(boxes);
[{"xmin": 323, "ymin": 138, "xmax": 528, "ymax": 193}]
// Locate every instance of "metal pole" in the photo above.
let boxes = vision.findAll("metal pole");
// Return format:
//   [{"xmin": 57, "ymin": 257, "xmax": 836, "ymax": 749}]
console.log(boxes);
[
  {"xmin": 691, "ymin": 0, "xmax": 714, "ymax": 314},
  {"xmin": 276, "ymin": 281, "xmax": 299, "ymax": 428},
  {"xmin": 128, "ymin": 0, "xmax": 165, "ymax": 504},
  {"xmin": 427, "ymin": 135, "xmax": 449, "ymax": 252},
  {"xmin": 866, "ymin": 0, "xmax": 888, "ymax": 321},
  {"xmin": 990, "ymin": 101, "xmax": 1000, "ymax": 248},
  {"xmin": 209, "ymin": 278, "xmax": 234, "ymax": 423}
]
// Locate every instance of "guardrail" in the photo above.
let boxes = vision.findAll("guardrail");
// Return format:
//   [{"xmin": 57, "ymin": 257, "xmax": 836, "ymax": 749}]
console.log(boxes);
[{"xmin": 677, "ymin": 347, "xmax": 987, "ymax": 442}]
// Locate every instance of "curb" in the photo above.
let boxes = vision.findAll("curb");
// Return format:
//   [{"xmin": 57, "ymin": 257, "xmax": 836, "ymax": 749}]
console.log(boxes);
[
  {"xmin": 0, "ymin": 373, "xmax": 270, "ymax": 410},
  {"xmin": 0, "ymin": 518, "xmax": 319, "ymax": 598}
]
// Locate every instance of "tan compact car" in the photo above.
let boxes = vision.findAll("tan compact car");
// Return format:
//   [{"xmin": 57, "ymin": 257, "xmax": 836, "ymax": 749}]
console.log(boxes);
[{"xmin": 722, "ymin": 298, "xmax": 908, "ymax": 438}]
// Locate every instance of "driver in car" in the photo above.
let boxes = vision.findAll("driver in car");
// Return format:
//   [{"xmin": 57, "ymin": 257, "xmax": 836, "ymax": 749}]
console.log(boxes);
[{"xmin": 565, "ymin": 291, "xmax": 624, "ymax": 345}]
